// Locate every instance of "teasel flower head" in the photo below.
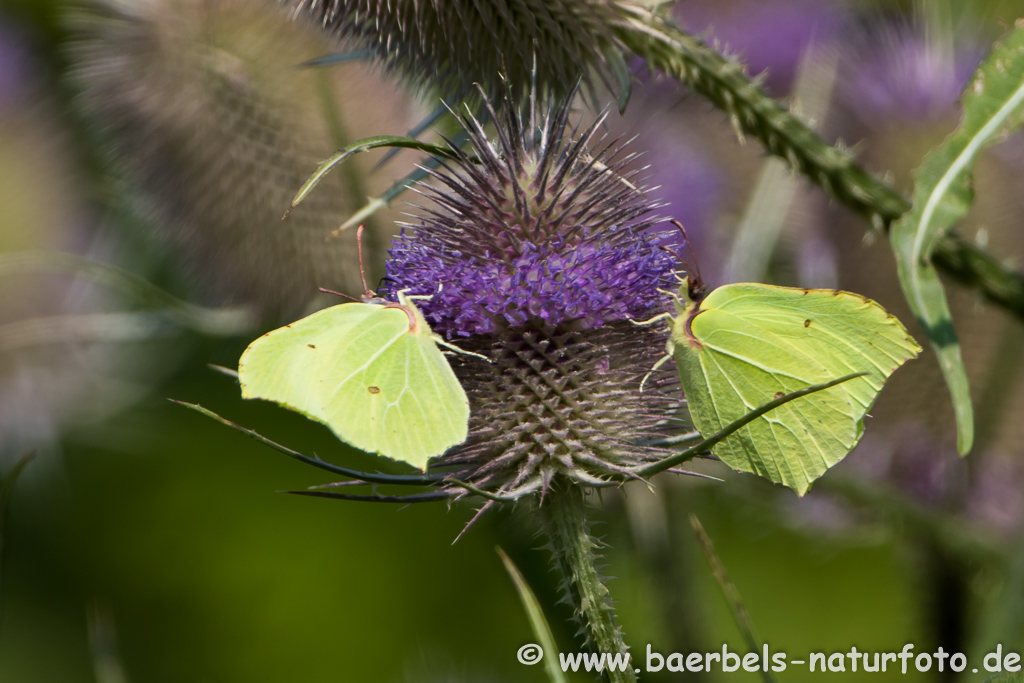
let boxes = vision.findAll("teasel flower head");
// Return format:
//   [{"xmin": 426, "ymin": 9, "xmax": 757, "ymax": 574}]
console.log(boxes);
[
  {"xmin": 68, "ymin": 0, "xmax": 408, "ymax": 317},
  {"xmin": 379, "ymin": 93, "xmax": 684, "ymax": 502},
  {"xmin": 286, "ymin": 0, "xmax": 639, "ymax": 106}
]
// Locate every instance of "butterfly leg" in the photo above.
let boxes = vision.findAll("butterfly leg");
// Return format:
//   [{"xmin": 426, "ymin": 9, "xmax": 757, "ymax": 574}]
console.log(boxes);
[
  {"xmin": 396, "ymin": 287, "xmax": 434, "ymax": 301},
  {"xmin": 629, "ymin": 312, "xmax": 674, "ymax": 326},
  {"xmin": 435, "ymin": 337, "xmax": 492, "ymax": 363},
  {"xmin": 639, "ymin": 352, "xmax": 673, "ymax": 392}
]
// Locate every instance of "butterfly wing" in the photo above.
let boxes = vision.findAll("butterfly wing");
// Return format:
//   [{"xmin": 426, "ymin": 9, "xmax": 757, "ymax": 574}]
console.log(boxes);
[
  {"xmin": 703, "ymin": 284, "xmax": 921, "ymax": 430},
  {"xmin": 675, "ymin": 305, "xmax": 860, "ymax": 494},
  {"xmin": 240, "ymin": 302, "xmax": 469, "ymax": 470},
  {"xmin": 318, "ymin": 306, "xmax": 469, "ymax": 469},
  {"xmin": 239, "ymin": 302, "xmax": 380, "ymax": 418}
]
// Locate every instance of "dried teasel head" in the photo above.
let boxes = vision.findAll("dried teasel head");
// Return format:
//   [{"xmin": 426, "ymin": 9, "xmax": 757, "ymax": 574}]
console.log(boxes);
[
  {"xmin": 286, "ymin": 0, "xmax": 646, "ymax": 108},
  {"xmin": 69, "ymin": 0, "xmax": 412, "ymax": 317}
]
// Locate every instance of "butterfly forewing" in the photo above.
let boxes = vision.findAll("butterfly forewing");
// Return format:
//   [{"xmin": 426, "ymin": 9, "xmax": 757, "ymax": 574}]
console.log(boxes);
[
  {"xmin": 703, "ymin": 284, "xmax": 920, "ymax": 419},
  {"xmin": 240, "ymin": 300, "xmax": 469, "ymax": 470},
  {"xmin": 240, "ymin": 303, "xmax": 381, "ymax": 417}
]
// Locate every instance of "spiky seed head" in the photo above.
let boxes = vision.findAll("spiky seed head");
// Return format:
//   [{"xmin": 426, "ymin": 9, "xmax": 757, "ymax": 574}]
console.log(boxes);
[
  {"xmin": 383, "ymin": 97, "xmax": 683, "ymax": 498},
  {"xmin": 69, "ymin": 0, "xmax": 407, "ymax": 317},
  {"xmin": 287, "ymin": 0, "xmax": 637, "ymax": 106}
]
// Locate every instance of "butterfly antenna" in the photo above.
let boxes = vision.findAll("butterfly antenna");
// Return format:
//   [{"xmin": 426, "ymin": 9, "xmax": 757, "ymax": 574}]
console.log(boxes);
[
  {"xmin": 319, "ymin": 287, "xmax": 359, "ymax": 302},
  {"xmin": 356, "ymin": 224, "xmax": 375, "ymax": 298},
  {"xmin": 659, "ymin": 245, "xmax": 688, "ymax": 265},
  {"xmin": 671, "ymin": 220, "xmax": 703, "ymax": 287}
]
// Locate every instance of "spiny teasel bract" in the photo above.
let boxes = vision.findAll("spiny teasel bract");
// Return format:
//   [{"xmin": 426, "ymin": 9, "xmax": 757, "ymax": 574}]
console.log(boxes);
[
  {"xmin": 380, "ymin": 94, "xmax": 687, "ymax": 503},
  {"xmin": 68, "ymin": 0, "xmax": 410, "ymax": 318},
  {"xmin": 285, "ymin": 0, "xmax": 642, "ymax": 106}
]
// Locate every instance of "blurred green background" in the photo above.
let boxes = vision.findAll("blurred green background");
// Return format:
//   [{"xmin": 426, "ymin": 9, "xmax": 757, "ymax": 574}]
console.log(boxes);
[{"xmin": 2, "ymin": 0, "xmax": 1024, "ymax": 681}]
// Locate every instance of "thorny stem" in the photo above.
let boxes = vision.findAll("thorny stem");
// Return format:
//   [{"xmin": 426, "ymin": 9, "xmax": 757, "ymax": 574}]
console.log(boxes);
[
  {"xmin": 615, "ymin": 11, "xmax": 1024, "ymax": 323},
  {"xmin": 540, "ymin": 479, "xmax": 636, "ymax": 683}
]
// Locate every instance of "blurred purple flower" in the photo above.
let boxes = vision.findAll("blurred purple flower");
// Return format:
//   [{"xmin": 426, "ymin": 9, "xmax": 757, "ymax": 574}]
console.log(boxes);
[
  {"xmin": 646, "ymin": 136, "xmax": 722, "ymax": 237},
  {"xmin": 675, "ymin": 0, "xmax": 846, "ymax": 92},
  {"xmin": 0, "ymin": 19, "xmax": 31, "ymax": 110},
  {"xmin": 839, "ymin": 19, "xmax": 983, "ymax": 125},
  {"xmin": 965, "ymin": 453, "xmax": 1024, "ymax": 537}
]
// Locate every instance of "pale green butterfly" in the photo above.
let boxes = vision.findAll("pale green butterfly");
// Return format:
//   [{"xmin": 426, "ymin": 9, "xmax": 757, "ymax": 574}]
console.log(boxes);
[
  {"xmin": 238, "ymin": 229, "xmax": 475, "ymax": 470},
  {"xmin": 647, "ymin": 268, "xmax": 920, "ymax": 495}
]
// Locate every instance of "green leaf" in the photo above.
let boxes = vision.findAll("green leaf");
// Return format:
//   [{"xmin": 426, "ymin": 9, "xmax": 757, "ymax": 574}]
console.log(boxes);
[
  {"xmin": 668, "ymin": 282, "xmax": 920, "ymax": 495},
  {"xmin": 498, "ymin": 548, "xmax": 569, "ymax": 683},
  {"xmin": 690, "ymin": 516, "xmax": 778, "ymax": 683},
  {"xmin": 606, "ymin": 48, "xmax": 633, "ymax": 114},
  {"xmin": 891, "ymin": 21, "xmax": 1024, "ymax": 456},
  {"xmin": 983, "ymin": 674, "xmax": 1024, "ymax": 683}
]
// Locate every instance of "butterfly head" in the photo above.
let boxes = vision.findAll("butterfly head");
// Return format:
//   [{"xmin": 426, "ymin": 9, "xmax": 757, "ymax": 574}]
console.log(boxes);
[
  {"xmin": 664, "ymin": 219, "xmax": 707, "ymax": 308},
  {"xmin": 672, "ymin": 275, "xmax": 707, "ymax": 315}
]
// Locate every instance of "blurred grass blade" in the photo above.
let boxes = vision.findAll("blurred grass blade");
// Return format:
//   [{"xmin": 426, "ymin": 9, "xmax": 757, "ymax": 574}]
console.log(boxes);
[
  {"xmin": 971, "ymin": 537, "xmax": 1024, "ymax": 665},
  {"xmin": 285, "ymin": 135, "xmax": 463, "ymax": 217},
  {"xmin": 725, "ymin": 44, "xmax": 837, "ymax": 283},
  {"xmin": 890, "ymin": 23, "xmax": 1024, "ymax": 456},
  {"xmin": 983, "ymin": 676, "xmax": 1024, "ymax": 683},
  {"xmin": 0, "ymin": 251, "xmax": 199, "ymax": 311},
  {"xmin": 690, "ymin": 515, "xmax": 777, "ymax": 683},
  {"xmin": 0, "ymin": 452, "xmax": 36, "ymax": 647},
  {"xmin": 0, "ymin": 252, "xmax": 256, "ymax": 338},
  {"xmin": 497, "ymin": 548, "xmax": 569, "ymax": 683},
  {"xmin": 0, "ymin": 452, "xmax": 36, "ymax": 554},
  {"xmin": 88, "ymin": 600, "xmax": 131, "ymax": 683}
]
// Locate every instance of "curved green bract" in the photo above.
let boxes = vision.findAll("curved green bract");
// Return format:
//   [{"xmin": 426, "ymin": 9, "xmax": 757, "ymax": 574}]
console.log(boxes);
[
  {"xmin": 238, "ymin": 293, "xmax": 469, "ymax": 470},
  {"xmin": 669, "ymin": 282, "xmax": 921, "ymax": 495}
]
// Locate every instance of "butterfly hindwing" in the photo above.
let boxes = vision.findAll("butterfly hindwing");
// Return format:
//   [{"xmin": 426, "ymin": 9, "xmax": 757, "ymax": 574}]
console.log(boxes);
[
  {"xmin": 239, "ymin": 303, "xmax": 380, "ymax": 418},
  {"xmin": 679, "ymin": 306, "xmax": 860, "ymax": 492},
  {"xmin": 319, "ymin": 306, "xmax": 469, "ymax": 467},
  {"xmin": 672, "ymin": 282, "xmax": 920, "ymax": 495}
]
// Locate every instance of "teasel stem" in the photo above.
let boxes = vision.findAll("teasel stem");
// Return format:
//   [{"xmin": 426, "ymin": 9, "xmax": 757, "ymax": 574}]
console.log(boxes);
[
  {"xmin": 614, "ymin": 9, "xmax": 1024, "ymax": 323},
  {"xmin": 540, "ymin": 478, "xmax": 636, "ymax": 683}
]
